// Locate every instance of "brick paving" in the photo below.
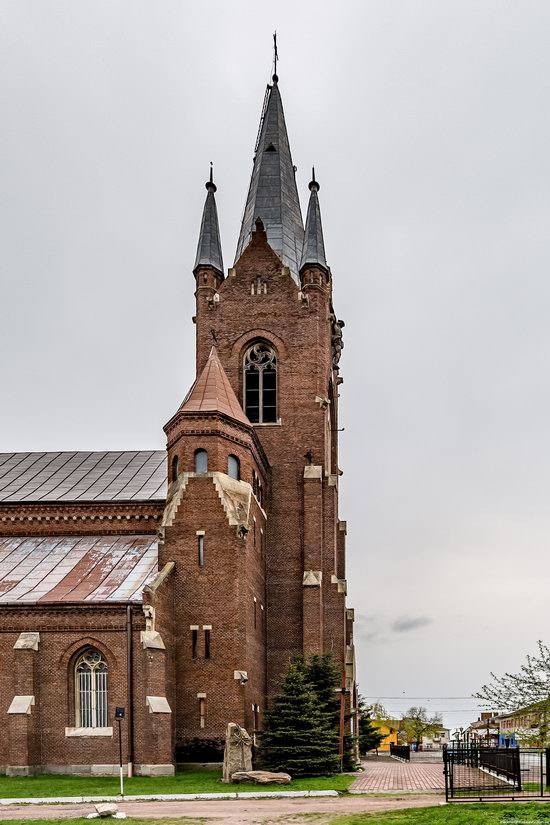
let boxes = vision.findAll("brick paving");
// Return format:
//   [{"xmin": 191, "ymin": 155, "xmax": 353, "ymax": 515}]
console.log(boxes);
[{"xmin": 351, "ymin": 760, "xmax": 446, "ymax": 792}]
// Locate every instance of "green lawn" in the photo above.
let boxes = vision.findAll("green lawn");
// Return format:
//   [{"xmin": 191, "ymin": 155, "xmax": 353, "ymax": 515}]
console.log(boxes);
[
  {"xmin": 0, "ymin": 768, "xmax": 355, "ymax": 798},
  {"xmin": 331, "ymin": 803, "xmax": 550, "ymax": 823}
]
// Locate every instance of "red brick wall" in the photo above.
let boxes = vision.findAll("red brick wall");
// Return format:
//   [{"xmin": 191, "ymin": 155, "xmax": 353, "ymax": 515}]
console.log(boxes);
[
  {"xmin": 0, "ymin": 604, "xmax": 173, "ymax": 772},
  {"xmin": 193, "ymin": 226, "xmax": 349, "ymax": 700}
]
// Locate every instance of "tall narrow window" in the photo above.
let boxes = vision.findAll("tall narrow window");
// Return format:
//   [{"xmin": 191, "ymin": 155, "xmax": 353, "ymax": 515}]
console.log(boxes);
[
  {"xmin": 171, "ymin": 455, "xmax": 179, "ymax": 482},
  {"xmin": 244, "ymin": 343, "xmax": 277, "ymax": 423},
  {"xmin": 192, "ymin": 628, "xmax": 198, "ymax": 659},
  {"xmin": 228, "ymin": 454, "xmax": 240, "ymax": 480},
  {"xmin": 252, "ymin": 703, "xmax": 260, "ymax": 745},
  {"xmin": 204, "ymin": 628, "xmax": 211, "ymax": 659},
  {"xmin": 197, "ymin": 533, "xmax": 205, "ymax": 567},
  {"xmin": 194, "ymin": 449, "xmax": 208, "ymax": 474},
  {"xmin": 253, "ymin": 597, "xmax": 257, "ymax": 629},
  {"xmin": 75, "ymin": 648, "xmax": 108, "ymax": 728},
  {"xmin": 199, "ymin": 697, "xmax": 206, "ymax": 729}
]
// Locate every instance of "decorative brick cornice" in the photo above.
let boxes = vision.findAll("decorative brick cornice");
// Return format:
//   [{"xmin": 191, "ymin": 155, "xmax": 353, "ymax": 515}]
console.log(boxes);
[
  {"xmin": 165, "ymin": 412, "xmax": 271, "ymax": 478},
  {"xmin": 0, "ymin": 501, "xmax": 164, "ymax": 536}
]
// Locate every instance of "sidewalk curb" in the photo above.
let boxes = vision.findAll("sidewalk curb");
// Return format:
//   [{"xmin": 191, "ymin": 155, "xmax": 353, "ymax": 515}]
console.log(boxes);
[{"xmin": 0, "ymin": 789, "xmax": 340, "ymax": 806}]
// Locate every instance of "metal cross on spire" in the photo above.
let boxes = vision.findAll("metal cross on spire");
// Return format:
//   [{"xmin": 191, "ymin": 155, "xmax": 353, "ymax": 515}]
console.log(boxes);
[{"xmin": 273, "ymin": 31, "xmax": 278, "ymax": 81}]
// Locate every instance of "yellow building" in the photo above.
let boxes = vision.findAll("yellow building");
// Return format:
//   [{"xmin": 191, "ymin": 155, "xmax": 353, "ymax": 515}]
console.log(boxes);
[{"xmin": 371, "ymin": 719, "xmax": 400, "ymax": 752}]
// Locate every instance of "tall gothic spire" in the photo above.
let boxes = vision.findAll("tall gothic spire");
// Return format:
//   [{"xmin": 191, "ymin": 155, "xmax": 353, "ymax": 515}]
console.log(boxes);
[
  {"xmin": 194, "ymin": 165, "xmax": 224, "ymax": 275},
  {"xmin": 234, "ymin": 78, "xmax": 304, "ymax": 281},
  {"xmin": 300, "ymin": 169, "xmax": 328, "ymax": 273}
]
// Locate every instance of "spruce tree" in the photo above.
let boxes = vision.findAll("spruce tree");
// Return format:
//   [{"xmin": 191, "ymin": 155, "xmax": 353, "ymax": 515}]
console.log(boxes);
[
  {"xmin": 307, "ymin": 653, "xmax": 357, "ymax": 770},
  {"xmin": 261, "ymin": 657, "xmax": 340, "ymax": 776}
]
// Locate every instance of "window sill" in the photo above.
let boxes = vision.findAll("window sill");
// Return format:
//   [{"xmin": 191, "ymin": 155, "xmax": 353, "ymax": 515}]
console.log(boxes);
[
  {"xmin": 65, "ymin": 727, "xmax": 113, "ymax": 737},
  {"xmin": 252, "ymin": 421, "xmax": 282, "ymax": 427}
]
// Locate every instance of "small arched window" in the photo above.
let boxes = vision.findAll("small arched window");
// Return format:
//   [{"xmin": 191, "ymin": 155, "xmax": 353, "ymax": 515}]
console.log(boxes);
[
  {"xmin": 228, "ymin": 455, "xmax": 240, "ymax": 480},
  {"xmin": 244, "ymin": 343, "xmax": 277, "ymax": 424},
  {"xmin": 171, "ymin": 455, "xmax": 179, "ymax": 482},
  {"xmin": 194, "ymin": 449, "xmax": 208, "ymax": 474},
  {"xmin": 75, "ymin": 647, "xmax": 108, "ymax": 728}
]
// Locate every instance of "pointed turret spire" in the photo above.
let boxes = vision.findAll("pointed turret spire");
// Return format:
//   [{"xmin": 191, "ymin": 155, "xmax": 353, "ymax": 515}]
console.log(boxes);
[
  {"xmin": 177, "ymin": 347, "xmax": 250, "ymax": 426},
  {"xmin": 300, "ymin": 168, "xmax": 328, "ymax": 274},
  {"xmin": 194, "ymin": 164, "xmax": 224, "ymax": 276},
  {"xmin": 234, "ymin": 76, "xmax": 304, "ymax": 280}
]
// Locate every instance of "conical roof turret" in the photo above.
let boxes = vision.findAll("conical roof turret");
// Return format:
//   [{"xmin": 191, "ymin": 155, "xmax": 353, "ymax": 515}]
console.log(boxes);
[
  {"xmin": 194, "ymin": 166, "xmax": 224, "ymax": 276},
  {"xmin": 234, "ymin": 77, "xmax": 304, "ymax": 281},
  {"xmin": 300, "ymin": 169, "xmax": 328, "ymax": 273},
  {"xmin": 176, "ymin": 347, "xmax": 249, "ymax": 426}
]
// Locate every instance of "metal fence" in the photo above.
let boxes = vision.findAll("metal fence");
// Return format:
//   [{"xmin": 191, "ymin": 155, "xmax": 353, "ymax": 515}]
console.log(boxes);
[
  {"xmin": 444, "ymin": 745, "xmax": 550, "ymax": 801},
  {"xmin": 390, "ymin": 744, "xmax": 410, "ymax": 762}
]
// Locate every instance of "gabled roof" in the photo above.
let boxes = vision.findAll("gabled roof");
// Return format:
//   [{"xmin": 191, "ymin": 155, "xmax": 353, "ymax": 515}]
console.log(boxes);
[
  {"xmin": 300, "ymin": 173, "xmax": 328, "ymax": 273},
  {"xmin": 177, "ymin": 347, "xmax": 250, "ymax": 426},
  {"xmin": 234, "ymin": 78, "xmax": 304, "ymax": 280},
  {"xmin": 0, "ymin": 451, "xmax": 167, "ymax": 503},
  {"xmin": 0, "ymin": 534, "xmax": 158, "ymax": 603},
  {"xmin": 194, "ymin": 169, "xmax": 224, "ymax": 275}
]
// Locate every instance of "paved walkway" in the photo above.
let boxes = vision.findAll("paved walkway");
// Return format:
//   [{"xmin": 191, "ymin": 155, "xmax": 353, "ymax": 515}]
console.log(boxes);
[
  {"xmin": 0, "ymin": 795, "xmax": 443, "ymax": 823},
  {"xmin": 351, "ymin": 760, "xmax": 446, "ymax": 792}
]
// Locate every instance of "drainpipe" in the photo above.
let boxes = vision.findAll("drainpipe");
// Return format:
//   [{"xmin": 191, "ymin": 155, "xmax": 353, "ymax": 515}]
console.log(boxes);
[{"xmin": 126, "ymin": 604, "xmax": 134, "ymax": 778}]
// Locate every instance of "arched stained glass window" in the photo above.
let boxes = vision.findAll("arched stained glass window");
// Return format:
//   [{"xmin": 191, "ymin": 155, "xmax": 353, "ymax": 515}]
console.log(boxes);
[
  {"xmin": 244, "ymin": 343, "xmax": 277, "ymax": 424},
  {"xmin": 195, "ymin": 449, "xmax": 208, "ymax": 474},
  {"xmin": 75, "ymin": 648, "xmax": 108, "ymax": 728}
]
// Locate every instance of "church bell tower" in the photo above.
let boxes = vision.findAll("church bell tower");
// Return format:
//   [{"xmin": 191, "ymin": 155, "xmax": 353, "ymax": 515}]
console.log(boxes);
[{"xmin": 163, "ymin": 67, "xmax": 356, "ymax": 754}]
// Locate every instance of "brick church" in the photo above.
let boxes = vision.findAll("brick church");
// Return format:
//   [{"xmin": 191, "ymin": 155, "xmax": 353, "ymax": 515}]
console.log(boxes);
[{"xmin": 0, "ymin": 70, "xmax": 357, "ymax": 776}]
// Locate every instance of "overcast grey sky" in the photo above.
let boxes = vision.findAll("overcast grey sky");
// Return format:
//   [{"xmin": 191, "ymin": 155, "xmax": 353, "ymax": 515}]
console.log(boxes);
[{"xmin": 1, "ymin": 0, "xmax": 550, "ymax": 731}]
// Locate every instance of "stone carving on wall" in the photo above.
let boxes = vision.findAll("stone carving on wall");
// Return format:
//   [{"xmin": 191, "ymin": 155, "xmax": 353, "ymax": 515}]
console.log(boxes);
[{"xmin": 330, "ymin": 313, "xmax": 345, "ymax": 368}]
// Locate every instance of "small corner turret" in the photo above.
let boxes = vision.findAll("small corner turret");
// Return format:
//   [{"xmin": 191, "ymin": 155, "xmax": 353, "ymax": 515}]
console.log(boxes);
[
  {"xmin": 299, "ymin": 168, "xmax": 330, "ymax": 291},
  {"xmin": 194, "ymin": 164, "xmax": 224, "ymax": 294}
]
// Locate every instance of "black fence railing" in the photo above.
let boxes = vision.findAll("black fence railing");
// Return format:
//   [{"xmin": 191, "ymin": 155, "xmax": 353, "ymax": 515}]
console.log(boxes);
[
  {"xmin": 444, "ymin": 745, "xmax": 550, "ymax": 801},
  {"xmin": 479, "ymin": 747, "xmax": 522, "ymax": 788},
  {"xmin": 390, "ymin": 744, "xmax": 410, "ymax": 762}
]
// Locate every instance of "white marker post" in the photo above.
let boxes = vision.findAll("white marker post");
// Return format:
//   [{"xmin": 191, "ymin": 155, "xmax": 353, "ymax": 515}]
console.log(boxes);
[{"xmin": 115, "ymin": 706, "xmax": 125, "ymax": 796}]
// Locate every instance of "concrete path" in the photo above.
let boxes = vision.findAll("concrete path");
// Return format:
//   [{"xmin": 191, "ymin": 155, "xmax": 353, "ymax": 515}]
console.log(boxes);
[
  {"xmin": 351, "ymin": 761, "xmax": 446, "ymax": 792},
  {"xmin": 0, "ymin": 794, "xmax": 444, "ymax": 823}
]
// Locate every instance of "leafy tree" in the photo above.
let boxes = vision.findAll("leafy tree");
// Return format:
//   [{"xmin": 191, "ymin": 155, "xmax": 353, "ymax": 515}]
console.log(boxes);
[
  {"xmin": 401, "ymin": 706, "xmax": 443, "ymax": 750},
  {"xmin": 261, "ymin": 657, "xmax": 340, "ymax": 776},
  {"xmin": 358, "ymin": 696, "xmax": 385, "ymax": 755},
  {"xmin": 475, "ymin": 640, "xmax": 550, "ymax": 710},
  {"xmin": 370, "ymin": 702, "xmax": 390, "ymax": 720},
  {"xmin": 474, "ymin": 641, "xmax": 550, "ymax": 746}
]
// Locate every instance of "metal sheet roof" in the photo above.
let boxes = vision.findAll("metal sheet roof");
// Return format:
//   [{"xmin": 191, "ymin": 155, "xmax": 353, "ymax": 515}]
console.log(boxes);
[
  {"xmin": 0, "ymin": 451, "xmax": 167, "ymax": 503},
  {"xmin": 300, "ymin": 179, "xmax": 328, "ymax": 272},
  {"xmin": 194, "ymin": 178, "xmax": 224, "ymax": 274},
  {"xmin": 0, "ymin": 535, "xmax": 158, "ymax": 603},
  {"xmin": 234, "ymin": 80, "xmax": 304, "ymax": 280},
  {"xmin": 176, "ymin": 347, "xmax": 250, "ymax": 425}
]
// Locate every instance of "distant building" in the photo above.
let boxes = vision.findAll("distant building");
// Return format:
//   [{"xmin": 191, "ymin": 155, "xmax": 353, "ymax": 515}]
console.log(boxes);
[
  {"xmin": 463, "ymin": 709, "xmax": 542, "ymax": 747},
  {"xmin": 370, "ymin": 719, "xmax": 400, "ymax": 752},
  {"xmin": 422, "ymin": 728, "xmax": 450, "ymax": 750}
]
